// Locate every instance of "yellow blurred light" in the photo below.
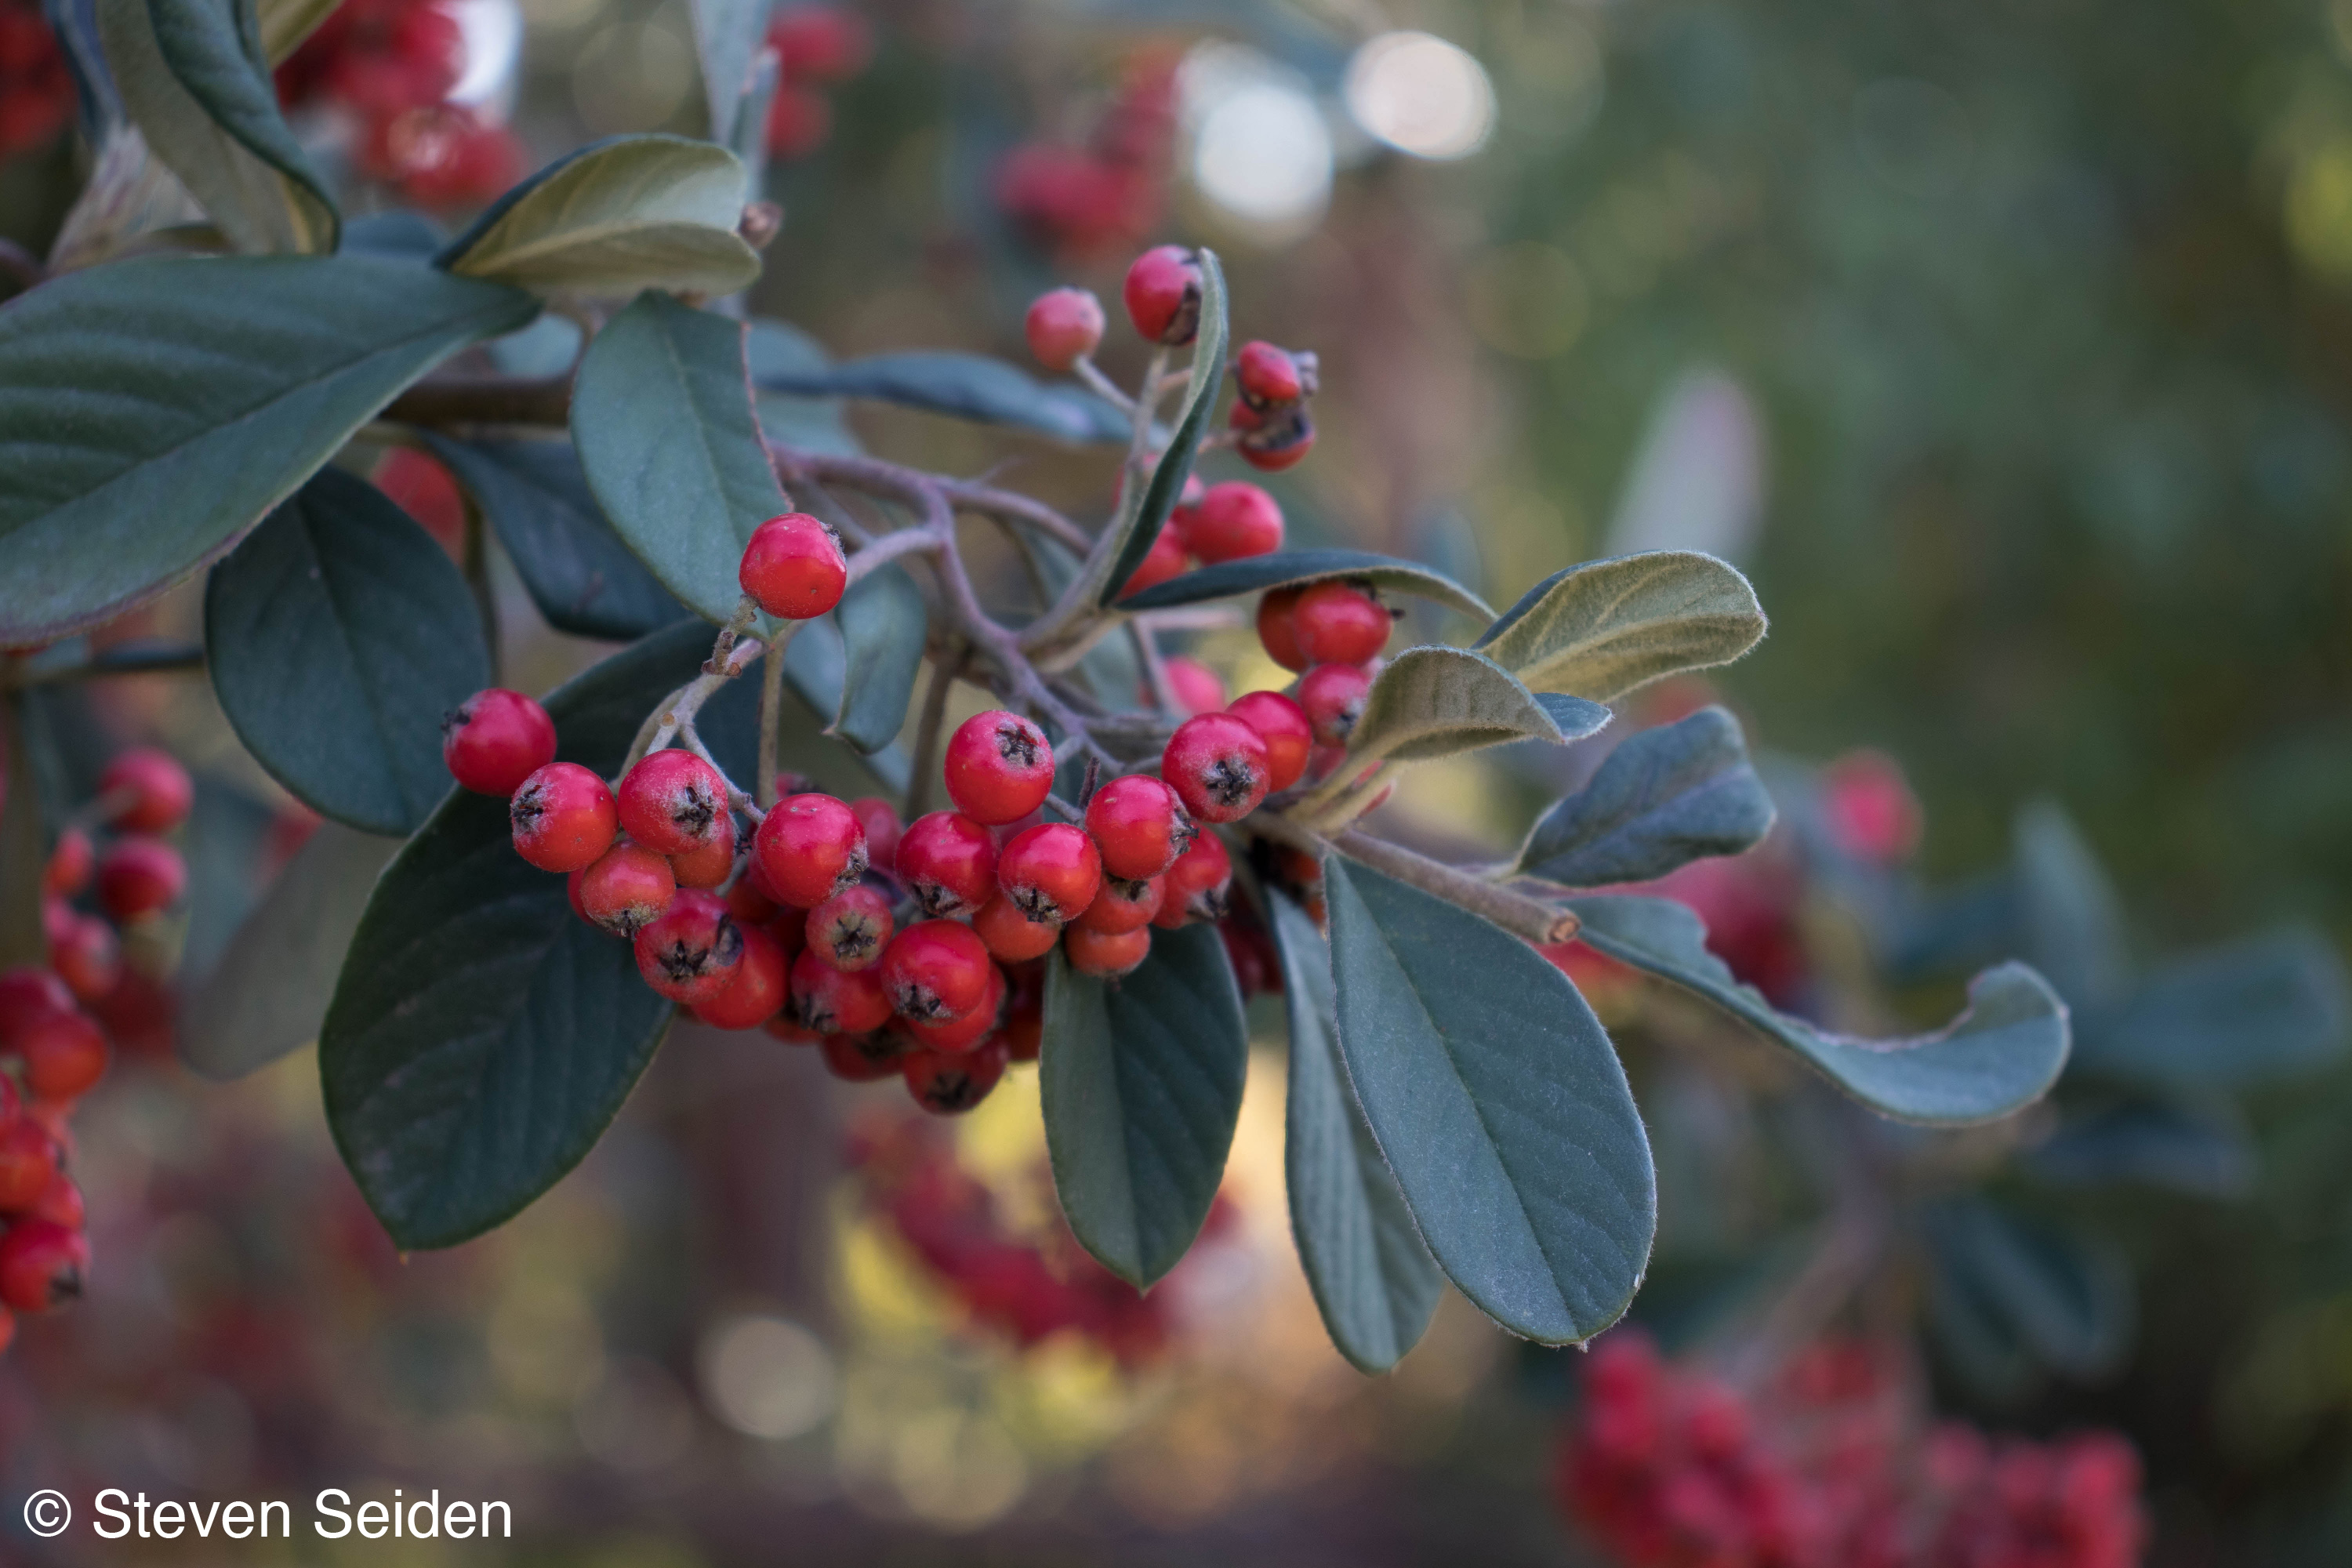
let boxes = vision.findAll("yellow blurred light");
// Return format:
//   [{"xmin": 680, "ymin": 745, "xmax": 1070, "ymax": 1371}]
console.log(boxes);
[
  {"xmin": 2287, "ymin": 143, "xmax": 2352, "ymax": 279},
  {"xmin": 1345, "ymin": 31, "xmax": 1497, "ymax": 161},
  {"xmin": 887, "ymin": 1409, "xmax": 1029, "ymax": 1529}
]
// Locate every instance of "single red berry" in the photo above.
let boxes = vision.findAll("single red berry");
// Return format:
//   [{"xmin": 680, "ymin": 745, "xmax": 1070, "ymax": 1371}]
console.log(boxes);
[
  {"xmin": 819, "ymin": 1028, "xmax": 907, "ymax": 1081},
  {"xmin": 880, "ymin": 919, "xmax": 993, "ymax": 1023},
  {"xmin": 1076, "ymin": 874, "xmax": 1163, "ymax": 934},
  {"xmin": 904, "ymin": 960, "xmax": 1005, "ymax": 1054},
  {"xmin": 972, "ymin": 892, "xmax": 1061, "ymax": 962},
  {"xmin": 1161, "ymin": 713, "xmax": 1270, "ymax": 823},
  {"xmin": 96, "ymin": 837, "xmax": 186, "ymax": 921},
  {"xmin": 1002, "ymin": 982, "xmax": 1043, "ymax": 1062},
  {"xmin": 768, "ymin": 4, "xmax": 873, "ymax": 79},
  {"xmin": 791, "ymin": 945, "xmax": 895, "ymax": 1035},
  {"xmin": 668, "ymin": 809, "xmax": 738, "ymax": 888},
  {"xmin": 1025, "ymin": 286, "xmax": 1106, "ymax": 371},
  {"xmin": 617, "ymin": 749, "xmax": 729, "ymax": 857},
  {"xmin": 50, "ymin": 913, "xmax": 119, "ymax": 1003},
  {"xmin": 998, "ymin": 823, "xmax": 1102, "ymax": 924},
  {"xmin": 1234, "ymin": 340, "xmax": 1306, "ymax": 407},
  {"xmin": 1257, "ymin": 586, "xmax": 1308, "ymax": 671},
  {"xmin": 1165, "ymin": 472, "xmax": 1207, "ymax": 543},
  {"xmin": 691, "ymin": 922, "xmax": 790, "ymax": 1030},
  {"xmin": 441, "ymin": 690, "xmax": 556, "ymax": 797},
  {"xmin": 510, "ymin": 763, "xmax": 619, "ymax": 873},
  {"xmin": 903, "ymin": 1037, "xmax": 1010, "ymax": 1113},
  {"xmin": 895, "ymin": 811, "xmax": 999, "ymax": 916},
  {"xmin": 19, "ymin": 1008, "xmax": 106, "ymax": 1102},
  {"xmin": 1291, "ymin": 581, "xmax": 1391, "ymax": 666},
  {"xmin": 27, "ymin": 1174, "xmax": 82, "ymax": 1232},
  {"xmin": 753, "ymin": 792, "xmax": 869, "ymax": 907},
  {"xmin": 764, "ymin": 82, "xmax": 833, "ymax": 158},
  {"xmin": 0, "ymin": 1218, "xmax": 88, "ymax": 1312},
  {"xmin": 0, "ymin": 1120, "xmax": 58, "ymax": 1211},
  {"xmin": 807, "ymin": 884, "xmax": 894, "ymax": 970},
  {"xmin": 1186, "ymin": 482, "xmax": 1283, "ymax": 564},
  {"xmin": 43, "ymin": 828, "xmax": 92, "ymax": 898},
  {"xmin": 1123, "ymin": 245, "xmax": 1203, "ymax": 345},
  {"xmin": 1298, "ymin": 662, "xmax": 1374, "ymax": 748},
  {"xmin": 848, "ymin": 797, "xmax": 904, "ymax": 873},
  {"xmin": 576, "ymin": 840, "xmax": 677, "ymax": 937},
  {"xmin": 1161, "ymin": 657, "xmax": 1226, "ymax": 716},
  {"xmin": 0, "ymin": 969, "xmax": 71, "ymax": 1046},
  {"xmin": 1117, "ymin": 522, "xmax": 1189, "ymax": 600},
  {"xmin": 739, "ymin": 513, "xmax": 848, "ymax": 620},
  {"xmin": 631, "ymin": 889, "xmax": 745, "ymax": 1005},
  {"xmin": 943, "ymin": 710, "xmax": 1056, "ymax": 826},
  {"xmin": 97, "ymin": 746, "xmax": 194, "ymax": 833},
  {"xmin": 1154, "ymin": 832, "xmax": 1232, "ymax": 928},
  {"xmin": 1226, "ymin": 690, "xmax": 1313, "ymax": 794},
  {"xmin": 1083, "ymin": 774, "xmax": 1194, "ymax": 880},
  {"xmin": 1064, "ymin": 924, "xmax": 1151, "ymax": 977},
  {"xmin": 1229, "ymin": 397, "xmax": 1316, "ymax": 470},
  {"xmin": 1221, "ymin": 916, "xmax": 1280, "ymax": 998}
]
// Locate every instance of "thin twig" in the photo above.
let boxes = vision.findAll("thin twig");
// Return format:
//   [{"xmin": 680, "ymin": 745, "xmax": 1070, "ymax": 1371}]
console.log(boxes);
[
  {"xmin": 1247, "ymin": 812, "xmax": 1581, "ymax": 947},
  {"xmin": 1129, "ymin": 619, "xmax": 1181, "ymax": 713},
  {"xmin": 757, "ymin": 623, "xmax": 791, "ymax": 809},
  {"xmin": 1070, "ymin": 356, "xmax": 1135, "ymax": 413},
  {"xmin": 933, "ymin": 476, "xmax": 1094, "ymax": 554}
]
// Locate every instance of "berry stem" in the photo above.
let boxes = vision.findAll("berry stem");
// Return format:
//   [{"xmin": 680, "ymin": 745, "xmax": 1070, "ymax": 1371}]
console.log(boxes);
[
  {"xmin": 757, "ymin": 619, "xmax": 791, "ymax": 810},
  {"xmin": 904, "ymin": 644, "xmax": 960, "ymax": 822},
  {"xmin": 1247, "ymin": 811, "xmax": 1584, "ymax": 948},
  {"xmin": 1069, "ymin": 354, "xmax": 1136, "ymax": 416}
]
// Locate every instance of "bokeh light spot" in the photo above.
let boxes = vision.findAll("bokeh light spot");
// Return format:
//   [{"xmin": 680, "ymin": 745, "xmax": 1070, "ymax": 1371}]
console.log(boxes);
[{"xmin": 1345, "ymin": 31, "xmax": 1496, "ymax": 161}]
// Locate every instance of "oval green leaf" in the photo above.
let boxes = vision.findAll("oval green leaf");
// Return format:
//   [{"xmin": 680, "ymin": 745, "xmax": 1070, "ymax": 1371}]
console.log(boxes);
[
  {"xmin": 1566, "ymin": 895, "xmax": 2071, "ymax": 1124},
  {"xmin": 1475, "ymin": 550, "xmax": 1766, "ymax": 702},
  {"xmin": 1514, "ymin": 706, "xmax": 1776, "ymax": 887},
  {"xmin": 1040, "ymin": 920, "xmax": 1249, "ymax": 1288},
  {"xmin": 1116, "ymin": 547, "xmax": 1496, "ymax": 622},
  {"xmin": 0, "ymin": 254, "xmax": 539, "ymax": 644},
  {"xmin": 1323, "ymin": 856, "xmax": 1655, "ymax": 1345},
  {"xmin": 1098, "ymin": 251, "xmax": 1229, "ymax": 605},
  {"xmin": 205, "ymin": 467, "xmax": 489, "ymax": 834},
  {"xmin": 1924, "ymin": 1197, "xmax": 2132, "ymax": 1379},
  {"xmin": 756, "ymin": 350, "xmax": 1129, "ymax": 444},
  {"xmin": 2070, "ymin": 929, "xmax": 2350, "ymax": 1089},
  {"xmin": 829, "ymin": 563, "xmax": 926, "ymax": 754},
  {"xmin": 1345, "ymin": 646, "xmax": 1564, "ymax": 764}
]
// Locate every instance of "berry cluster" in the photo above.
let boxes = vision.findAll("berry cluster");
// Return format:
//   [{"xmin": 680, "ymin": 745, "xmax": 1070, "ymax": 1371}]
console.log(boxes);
[
  {"xmin": 994, "ymin": 47, "xmax": 1178, "ymax": 260},
  {"xmin": 0, "ymin": 0, "xmax": 71, "ymax": 162},
  {"xmin": 760, "ymin": 4, "xmax": 874, "ymax": 162},
  {"xmin": 273, "ymin": 0, "xmax": 524, "ymax": 210}
]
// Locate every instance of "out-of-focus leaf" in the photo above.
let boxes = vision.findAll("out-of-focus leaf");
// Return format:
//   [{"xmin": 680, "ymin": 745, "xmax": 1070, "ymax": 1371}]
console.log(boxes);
[
  {"xmin": 829, "ymin": 564, "xmax": 926, "ymax": 754},
  {"xmin": 1345, "ymin": 646, "xmax": 1563, "ymax": 764},
  {"xmin": 2071, "ymin": 929, "xmax": 2351, "ymax": 1088},
  {"xmin": 340, "ymin": 209, "xmax": 445, "ymax": 258},
  {"xmin": 1116, "ymin": 546, "xmax": 1496, "ymax": 621},
  {"xmin": 2024, "ymin": 1098, "xmax": 2256, "ymax": 1198},
  {"xmin": 1516, "ymin": 707, "xmax": 1775, "ymax": 887},
  {"xmin": 755, "ymin": 350, "xmax": 1127, "ymax": 444},
  {"xmin": 1924, "ymin": 1197, "xmax": 2133, "ymax": 1379},
  {"xmin": 255, "ymin": 0, "xmax": 335, "ymax": 60},
  {"xmin": 2013, "ymin": 800, "xmax": 2132, "ymax": 1009},
  {"xmin": 1604, "ymin": 372, "xmax": 1765, "ymax": 564},
  {"xmin": 746, "ymin": 319, "xmax": 862, "ymax": 456},
  {"xmin": 687, "ymin": 0, "xmax": 770, "ymax": 147},
  {"xmin": 1879, "ymin": 874, "xmax": 2021, "ymax": 985},
  {"xmin": 1474, "ymin": 550, "xmax": 1766, "ymax": 702},
  {"xmin": 1097, "ymin": 252, "xmax": 1228, "ymax": 604}
]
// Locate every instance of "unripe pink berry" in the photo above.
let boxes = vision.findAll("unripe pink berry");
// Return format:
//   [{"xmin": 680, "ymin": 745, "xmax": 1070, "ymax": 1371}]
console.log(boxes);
[{"xmin": 1025, "ymin": 286, "xmax": 1106, "ymax": 371}]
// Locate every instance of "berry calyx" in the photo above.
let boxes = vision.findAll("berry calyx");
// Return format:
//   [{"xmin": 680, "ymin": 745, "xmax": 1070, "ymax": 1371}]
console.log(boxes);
[
  {"xmin": 510, "ymin": 762, "xmax": 619, "ymax": 872},
  {"xmin": 739, "ymin": 512, "xmax": 848, "ymax": 620},
  {"xmin": 791, "ymin": 947, "xmax": 895, "ymax": 1035},
  {"xmin": 973, "ymin": 892, "xmax": 1062, "ymax": 961},
  {"xmin": 1290, "ymin": 581, "xmax": 1391, "ymax": 666},
  {"xmin": 691, "ymin": 921, "xmax": 789, "ymax": 1030},
  {"xmin": 943, "ymin": 710, "xmax": 1056, "ymax": 826},
  {"xmin": 1064, "ymin": 923, "xmax": 1151, "ymax": 977},
  {"xmin": 903, "ymin": 1037, "xmax": 1010, "ymax": 1114},
  {"xmin": 1025, "ymin": 286, "xmax": 1106, "ymax": 371},
  {"xmin": 96, "ymin": 746, "xmax": 194, "ymax": 833},
  {"xmin": 1185, "ymin": 482, "xmax": 1283, "ymax": 564},
  {"xmin": 904, "ymin": 959, "xmax": 1006, "ymax": 1054},
  {"xmin": 1229, "ymin": 397, "xmax": 1316, "ymax": 471},
  {"xmin": 617, "ymin": 749, "xmax": 730, "ymax": 857},
  {"xmin": 1084, "ymin": 774, "xmax": 1194, "ymax": 880},
  {"xmin": 1234, "ymin": 339, "xmax": 1312, "ymax": 408},
  {"xmin": 1161, "ymin": 713, "xmax": 1270, "ymax": 823},
  {"xmin": 1154, "ymin": 832, "xmax": 1232, "ymax": 928},
  {"xmin": 631, "ymin": 889, "xmax": 745, "ymax": 1005},
  {"xmin": 753, "ymin": 793, "xmax": 869, "ymax": 906},
  {"xmin": 880, "ymin": 919, "xmax": 993, "ymax": 1023},
  {"xmin": 894, "ymin": 811, "xmax": 999, "ymax": 917},
  {"xmin": 96, "ymin": 837, "xmax": 186, "ymax": 921},
  {"xmin": 441, "ymin": 689, "xmax": 557, "ymax": 797},
  {"xmin": 998, "ymin": 822, "xmax": 1102, "ymax": 924},
  {"xmin": 807, "ymin": 884, "xmax": 894, "ymax": 970},
  {"xmin": 576, "ymin": 840, "xmax": 677, "ymax": 937},
  {"xmin": 19, "ymin": 1007, "xmax": 107, "ymax": 1101},
  {"xmin": 0, "ymin": 1218, "xmax": 87, "ymax": 1312},
  {"xmin": 1257, "ymin": 586, "xmax": 1309, "ymax": 672},
  {"xmin": 1226, "ymin": 690, "xmax": 1313, "ymax": 793},
  {"xmin": 1123, "ymin": 244, "xmax": 1203, "ymax": 345},
  {"xmin": 1075, "ymin": 873, "xmax": 1162, "ymax": 934},
  {"xmin": 667, "ymin": 809, "xmax": 738, "ymax": 888},
  {"xmin": 819, "ymin": 1029, "xmax": 906, "ymax": 1081},
  {"xmin": 1298, "ymin": 662, "xmax": 1374, "ymax": 748}
]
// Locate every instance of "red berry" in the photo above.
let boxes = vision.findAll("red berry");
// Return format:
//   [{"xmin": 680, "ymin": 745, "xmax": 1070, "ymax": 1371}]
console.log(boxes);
[
  {"xmin": 441, "ymin": 690, "xmax": 556, "ymax": 797},
  {"xmin": 1162, "ymin": 656, "xmax": 1226, "ymax": 716},
  {"xmin": 1229, "ymin": 397, "xmax": 1316, "ymax": 471},
  {"xmin": 0, "ymin": 1219, "xmax": 87, "ymax": 1312},
  {"xmin": 576, "ymin": 840, "xmax": 677, "ymax": 937},
  {"xmin": 764, "ymin": 82, "xmax": 833, "ymax": 158},
  {"xmin": 739, "ymin": 513, "xmax": 848, "ymax": 620},
  {"xmin": 903, "ymin": 1037, "xmax": 1010, "ymax": 1113},
  {"xmin": 43, "ymin": 828, "xmax": 92, "ymax": 898},
  {"xmin": 1116, "ymin": 523, "xmax": 1189, "ymax": 600},
  {"xmin": 691, "ymin": 922, "xmax": 789, "ymax": 1030},
  {"xmin": 894, "ymin": 811, "xmax": 999, "ymax": 917},
  {"xmin": 791, "ymin": 946, "xmax": 895, "ymax": 1035},
  {"xmin": 1123, "ymin": 245, "xmax": 1203, "ymax": 345},
  {"xmin": 753, "ymin": 792, "xmax": 869, "ymax": 906},
  {"xmin": 668, "ymin": 809, "xmax": 738, "ymax": 888},
  {"xmin": 1003, "ymin": 978, "xmax": 1043, "ymax": 1062},
  {"xmin": 1160, "ymin": 713, "xmax": 1270, "ymax": 823},
  {"xmin": 1298, "ymin": 662, "xmax": 1373, "ymax": 748},
  {"xmin": 880, "ymin": 919, "xmax": 993, "ymax": 1023},
  {"xmin": 1083, "ymin": 774, "xmax": 1194, "ymax": 880},
  {"xmin": 972, "ymin": 892, "xmax": 1061, "ymax": 962},
  {"xmin": 97, "ymin": 746, "xmax": 194, "ymax": 833},
  {"xmin": 764, "ymin": 1014, "xmax": 822, "ymax": 1044},
  {"xmin": 96, "ymin": 837, "xmax": 185, "ymax": 921},
  {"xmin": 1225, "ymin": 691, "xmax": 1312, "ymax": 793},
  {"xmin": 905, "ymin": 959, "xmax": 1006, "ymax": 1054},
  {"xmin": 1025, "ymin": 286, "xmax": 1106, "ymax": 371},
  {"xmin": 0, "ymin": 1120, "xmax": 58, "ymax": 1211},
  {"xmin": 1257, "ymin": 586, "xmax": 1308, "ymax": 671},
  {"xmin": 764, "ymin": 906, "xmax": 809, "ymax": 964},
  {"xmin": 631, "ymin": 890, "xmax": 744, "ymax": 1004},
  {"xmin": 726, "ymin": 870, "xmax": 783, "ymax": 926},
  {"xmin": 819, "ymin": 1029, "xmax": 906, "ymax": 1081},
  {"xmin": 998, "ymin": 822, "xmax": 1102, "ymax": 924},
  {"xmin": 1064, "ymin": 924, "xmax": 1150, "ymax": 977},
  {"xmin": 807, "ymin": 884, "xmax": 894, "ymax": 970},
  {"xmin": 1154, "ymin": 832, "xmax": 1232, "ymax": 927},
  {"xmin": 20, "ymin": 1008, "xmax": 106, "ymax": 1101},
  {"xmin": 27, "ymin": 1174, "xmax": 82, "ymax": 1232},
  {"xmin": 943, "ymin": 710, "xmax": 1056, "ymax": 826},
  {"xmin": 50, "ymin": 913, "xmax": 119, "ymax": 1003},
  {"xmin": 1075, "ymin": 874, "xmax": 1162, "ymax": 934},
  {"xmin": 1186, "ymin": 482, "xmax": 1283, "ymax": 564},
  {"xmin": 0, "ymin": 970, "xmax": 71, "ymax": 1050},
  {"xmin": 768, "ymin": 4, "xmax": 872, "ymax": 80},
  {"xmin": 1291, "ymin": 581, "xmax": 1390, "ymax": 666},
  {"xmin": 510, "ymin": 763, "xmax": 619, "ymax": 873},
  {"xmin": 848, "ymin": 797, "xmax": 904, "ymax": 872},
  {"xmin": 1234, "ymin": 339, "xmax": 1307, "ymax": 407},
  {"xmin": 617, "ymin": 749, "xmax": 730, "ymax": 857}
]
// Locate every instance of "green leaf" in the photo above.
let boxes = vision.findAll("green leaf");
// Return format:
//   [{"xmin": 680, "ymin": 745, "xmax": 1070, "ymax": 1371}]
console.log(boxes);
[
  {"xmin": 2070, "ymin": 929, "xmax": 2350, "ymax": 1088},
  {"xmin": 686, "ymin": 0, "xmax": 771, "ymax": 147},
  {"xmin": 1040, "ymin": 921, "xmax": 1249, "ymax": 1287},
  {"xmin": 2013, "ymin": 800, "xmax": 2131, "ymax": 1009},
  {"xmin": 321, "ymin": 620, "xmax": 738, "ymax": 1249},
  {"xmin": 1566, "ymin": 895, "xmax": 2071, "ymax": 1124},
  {"xmin": 421, "ymin": 434, "xmax": 687, "ymax": 641},
  {"xmin": 256, "ymin": 0, "xmax": 336, "ymax": 61},
  {"xmin": 1515, "ymin": 707, "xmax": 1775, "ymax": 887},
  {"xmin": 1116, "ymin": 546, "xmax": 1496, "ymax": 622},
  {"xmin": 1268, "ymin": 887, "xmax": 1442, "ymax": 1374},
  {"xmin": 98, "ymin": 0, "xmax": 337, "ymax": 253},
  {"xmin": 756, "ymin": 350, "xmax": 1129, "ymax": 444},
  {"xmin": 747, "ymin": 319, "xmax": 862, "ymax": 456},
  {"xmin": 1344, "ymin": 646, "xmax": 1564, "ymax": 764},
  {"xmin": 204, "ymin": 468, "xmax": 488, "ymax": 835},
  {"xmin": 1924, "ymin": 1198, "xmax": 2132, "ymax": 1380},
  {"xmin": 1474, "ymin": 550, "xmax": 1766, "ymax": 701},
  {"xmin": 1323, "ymin": 857, "xmax": 1655, "ymax": 1345},
  {"xmin": 572, "ymin": 291, "xmax": 787, "ymax": 625},
  {"xmin": 2024, "ymin": 1097, "xmax": 2254, "ymax": 1197},
  {"xmin": 0, "ymin": 255, "xmax": 538, "ymax": 644},
  {"xmin": 1098, "ymin": 251, "xmax": 1229, "ymax": 605},
  {"xmin": 829, "ymin": 564, "xmax": 926, "ymax": 754},
  {"xmin": 180, "ymin": 822, "xmax": 399, "ymax": 1080},
  {"xmin": 436, "ymin": 135, "xmax": 761, "ymax": 297}
]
